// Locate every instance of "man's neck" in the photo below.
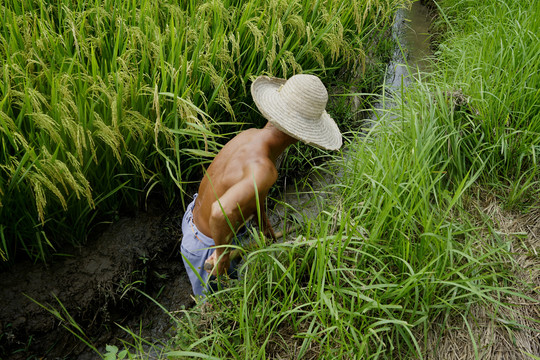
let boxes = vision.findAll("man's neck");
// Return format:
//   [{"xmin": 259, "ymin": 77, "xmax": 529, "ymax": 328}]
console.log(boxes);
[{"xmin": 261, "ymin": 122, "xmax": 298, "ymax": 164}]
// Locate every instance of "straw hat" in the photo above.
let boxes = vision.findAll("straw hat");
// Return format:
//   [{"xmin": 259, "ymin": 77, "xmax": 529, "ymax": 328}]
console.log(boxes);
[{"xmin": 251, "ymin": 74, "xmax": 342, "ymax": 150}]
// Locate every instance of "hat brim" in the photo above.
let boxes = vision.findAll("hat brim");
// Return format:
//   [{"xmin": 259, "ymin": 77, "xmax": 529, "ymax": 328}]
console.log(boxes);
[{"xmin": 251, "ymin": 76, "xmax": 342, "ymax": 151}]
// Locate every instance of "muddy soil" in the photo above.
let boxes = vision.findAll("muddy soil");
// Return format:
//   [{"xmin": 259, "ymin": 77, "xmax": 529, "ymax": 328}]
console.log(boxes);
[{"xmin": 0, "ymin": 199, "xmax": 194, "ymax": 359}]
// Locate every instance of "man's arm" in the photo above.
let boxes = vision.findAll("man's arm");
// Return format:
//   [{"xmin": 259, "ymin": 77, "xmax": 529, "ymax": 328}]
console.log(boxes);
[{"xmin": 207, "ymin": 162, "xmax": 277, "ymax": 275}]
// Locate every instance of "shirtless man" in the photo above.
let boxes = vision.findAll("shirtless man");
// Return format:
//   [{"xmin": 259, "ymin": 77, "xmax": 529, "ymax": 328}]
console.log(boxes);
[{"xmin": 181, "ymin": 74, "xmax": 342, "ymax": 297}]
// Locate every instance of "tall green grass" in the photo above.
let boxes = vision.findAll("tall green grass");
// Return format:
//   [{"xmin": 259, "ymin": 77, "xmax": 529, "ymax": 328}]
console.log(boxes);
[
  {"xmin": 0, "ymin": 0, "xmax": 404, "ymax": 265},
  {"xmin": 166, "ymin": 103, "xmax": 522, "ymax": 359},
  {"xmin": 430, "ymin": 0, "xmax": 540, "ymax": 196}
]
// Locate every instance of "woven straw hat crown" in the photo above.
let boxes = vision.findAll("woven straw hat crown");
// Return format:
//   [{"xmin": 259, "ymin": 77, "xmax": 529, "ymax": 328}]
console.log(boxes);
[{"xmin": 251, "ymin": 74, "xmax": 342, "ymax": 150}]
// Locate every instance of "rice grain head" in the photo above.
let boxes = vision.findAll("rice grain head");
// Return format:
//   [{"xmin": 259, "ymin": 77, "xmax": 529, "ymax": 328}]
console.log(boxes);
[
  {"xmin": 125, "ymin": 151, "xmax": 147, "ymax": 178},
  {"xmin": 153, "ymin": 84, "xmax": 161, "ymax": 147},
  {"xmin": 246, "ymin": 20, "xmax": 264, "ymax": 50},
  {"xmin": 0, "ymin": 111, "xmax": 18, "ymax": 136},
  {"xmin": 228, "ymin": 33, "xmax": 241, "ymax": 62},
  {"xmin": 266, "ymin": 36, "xmax": 277, "ymax": 73},
  {"xmin": 31, "ymin": 178, "xmax": 47, "ymax": 224},
  {"xmin": 46, "ymin": 162, "xmax": 82, "ymax": 201},
  {"xmin": 284, "ymin": 14, "xmax": 305, "ymax": 37},
  {"xmin": 276, "ymin": 19, "xmax": 284, "ymax": 48},
  {"xmin": 284, "ymin": 50, "xmax": 302, "ymax": 74},
  {"xmin": 201, "ymin": 61, "xmax": 233, "ymax": 116},
  {"xmin": 32, "ymin": 171, "xmax": 67, "ymax": 212},
  {"xmin": 93, "ymin": 113, "xmax": 122, "ymax": 162},
  {"xmin": 29, "ymin": 113, "xmax": 62, "ymax": 145},
  {"xmin": 309, "ymin": 47, "xmax": 325, "ymax": 71}
]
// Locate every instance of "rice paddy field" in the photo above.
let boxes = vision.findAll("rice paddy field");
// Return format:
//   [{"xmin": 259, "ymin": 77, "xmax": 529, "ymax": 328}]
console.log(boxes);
[
  {"xmin": 0, "ymin": 0, "xmax": 402, "ymax": 265},
  {"xmin": 1, "ymin": 0, "xmax": 540, "ymax": 358}
]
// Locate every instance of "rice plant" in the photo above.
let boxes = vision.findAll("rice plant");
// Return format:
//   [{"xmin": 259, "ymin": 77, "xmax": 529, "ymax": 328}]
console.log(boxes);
[{"xmin": 0, "ymin": 0, "xmax": 407, "ymax": 265}]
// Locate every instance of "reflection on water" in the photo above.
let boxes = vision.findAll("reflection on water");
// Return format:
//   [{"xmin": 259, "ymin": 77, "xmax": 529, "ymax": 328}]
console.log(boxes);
[
  {"xmin": 372, "ymin": 1, "xmax": 433, "ymax": 119},
  {"xmin": 387, "ymin": 1, "xmax": 433, "ymax": 90}
]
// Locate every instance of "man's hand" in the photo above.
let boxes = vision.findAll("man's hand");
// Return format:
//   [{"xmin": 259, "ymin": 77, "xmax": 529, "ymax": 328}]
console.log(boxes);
[
  {"xmin": 204, "ymin": 250, "xmax": 230, "ymax": 276},
  {"xmin": 261, "ymin": 208, "xmax": 277, "ymax": 241}
]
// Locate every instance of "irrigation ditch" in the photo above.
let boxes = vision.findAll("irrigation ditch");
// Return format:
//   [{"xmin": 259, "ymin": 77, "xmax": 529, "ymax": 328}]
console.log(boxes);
[{"xmin": 0, "ymin": 2, "xmax": 436, "ymax": 359}]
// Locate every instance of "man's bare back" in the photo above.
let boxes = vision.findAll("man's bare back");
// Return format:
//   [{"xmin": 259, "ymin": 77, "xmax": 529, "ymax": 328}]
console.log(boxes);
[{"xmin": 192, "ymin": 123, "xmax": 297, "ymax": 274}]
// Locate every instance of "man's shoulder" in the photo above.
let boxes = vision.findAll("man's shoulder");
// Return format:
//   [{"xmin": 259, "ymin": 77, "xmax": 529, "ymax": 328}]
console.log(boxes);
[
  {"xmin": 245, "ymin": 157, "xmax": 277, "ymax": 175},
  {"xmin": 242, "ymin": 158, "xmax": 278, "ymax": 186}
]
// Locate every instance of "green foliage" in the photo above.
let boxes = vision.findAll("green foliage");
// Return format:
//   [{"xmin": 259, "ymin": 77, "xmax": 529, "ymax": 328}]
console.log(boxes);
[
  {"xmin": 170, "ymin": 152, "xmax": 518, "ymax": 358},
  {"xmin": 158, "ymin": 0, "xmax": 540, "ymax": 358},
  {"xmin": 0, "ymin": 0, "xmax": 404, "ymax": 264},
  {"xmin": 163, "ymin": 76, "xmax": 528, "ymax": 359},
  {"xmin": 431, "ymin": 0, "xmax": 540, "ymax": 191},
  {"xmin": 26, "ymin": 293, "xmax": 103, "ymax": 357},
  {"xmin": 104, "ymin": 345, "xmax": 127, "ymax": 360}
]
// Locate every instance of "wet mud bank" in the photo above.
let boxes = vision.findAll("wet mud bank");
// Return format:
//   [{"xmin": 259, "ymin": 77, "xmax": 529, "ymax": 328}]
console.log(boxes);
[{"xmin": 0, "ymin": 201, "xmax": 194, "ymax": 359}]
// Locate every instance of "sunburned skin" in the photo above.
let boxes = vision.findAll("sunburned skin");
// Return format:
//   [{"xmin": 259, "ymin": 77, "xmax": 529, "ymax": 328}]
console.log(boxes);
[{"xmin": 192, "ymin": 122, "xmax": 298, "ymax": 275}]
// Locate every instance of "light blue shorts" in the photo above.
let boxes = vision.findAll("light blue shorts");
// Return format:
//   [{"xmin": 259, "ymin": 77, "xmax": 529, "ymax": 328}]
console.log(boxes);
[{"xmin": 181, "ymin": 194, "xmax": 244, "ymax": 297}]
